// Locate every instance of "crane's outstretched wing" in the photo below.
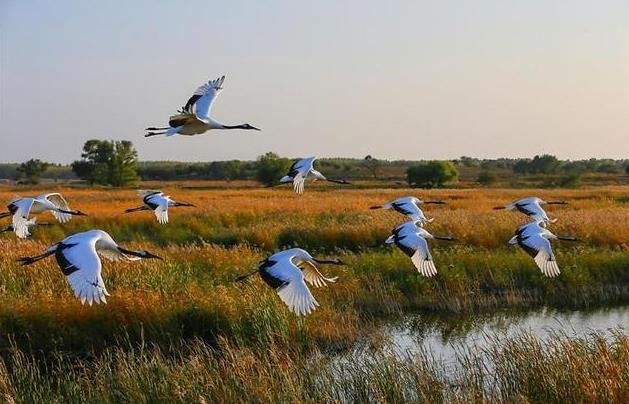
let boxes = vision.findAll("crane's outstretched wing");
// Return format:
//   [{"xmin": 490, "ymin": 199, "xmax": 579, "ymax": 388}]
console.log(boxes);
[
  {"xmin": 138, "ymin": 189, "xmax": 162, "ymax": 198},
  {"xmin": 514, "ymin": 199, "xmax": 552, "ymax": 222},
  {"xmin": 10, "ymin": 198, "xmax": 34, "ymax": 238},
  {"xmin": 286, "ymin": 160, "xmax": 302, "ymax": 178},
  {"xmin": 395, "ymin": 233, "xmax": 437, "ymax": 277},
  {"xmin": 298, "ymin": 260, "xmax": 338, "ymax": 288},
  {"xmin": 143, "ymin": 193, "xmax": 169, "ymax": 224},
  {"xmin": 391, "ymin": 199, "xmax": 431, "ymax": 224},
  {"xmin": 55, "ymin": 241, "xmax": 109, "ymax": 305},
  {"xmin": 260, "ymin": 258, "xmax": 318, "ymax": 316},
  {"xmin": 153, "ymin": 197, "xmax": 169, "ymax": 225},
  {"xmin": 42, "ymin": 193, "xmax": 72, "ymax": 223},
  {"xmin": 519, "ymin": 235, "xmax": 560, "ymax": 277},
  {"xmin": 293, "ymin": 171, "xmax": 306, "ymax": 194},
  {"xmin": 187, "ymin": 76, "xmax": 225, "ymax": 122}
]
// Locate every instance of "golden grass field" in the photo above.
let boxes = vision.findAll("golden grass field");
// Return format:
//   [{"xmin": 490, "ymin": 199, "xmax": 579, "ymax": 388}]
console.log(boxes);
[
  {"xmin": 0, "ymin": 184, "xmax": 626, "ymax": 340},
  {"xmin": 0, "ymin": 184, "xmax": 627, "ymax": 402},
  {"xmin": 2, "ymin": 184, "xmax": 627, "ymax": 247}
]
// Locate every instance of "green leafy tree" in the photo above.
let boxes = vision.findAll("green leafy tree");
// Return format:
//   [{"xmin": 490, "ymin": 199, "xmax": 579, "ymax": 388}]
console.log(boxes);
[
  {"xmin": 72, "ymin": 140, "xmax": 139, "ymax": 186},
  {"xmin": 16, "ymin": 159, "xmax": 49, "ymax": 184},
  {"xmin": 255, "ymin": 152, "xmax": 291, "ymax": 186},
  {"xmin": 407, "ymin": 161, "xmax": 459, "ymax": 188},
  {"xmin": 109, "ymin": 141, "xmax": 140, "ymax": 186}
]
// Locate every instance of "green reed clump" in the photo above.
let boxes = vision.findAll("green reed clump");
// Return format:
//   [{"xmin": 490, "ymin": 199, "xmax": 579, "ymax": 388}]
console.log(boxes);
[
  {"xmin": 348, "ymin": 246, "xmax": 629, "ymax": 312},
  {"xmin": 1, "ymin": 242, "xmax": 626, "ymax": 357}
]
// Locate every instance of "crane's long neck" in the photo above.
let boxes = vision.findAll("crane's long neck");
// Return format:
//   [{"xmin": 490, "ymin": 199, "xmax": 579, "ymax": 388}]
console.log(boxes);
[{"xmin": 221, "ymin": 124, "xmax": 249, "ymax": 130}]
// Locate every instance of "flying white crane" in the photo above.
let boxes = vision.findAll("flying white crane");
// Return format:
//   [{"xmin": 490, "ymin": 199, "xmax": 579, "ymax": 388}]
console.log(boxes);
[
  {"xmin": 124, "ymin": 190, "xmax": 195, "ymax": 224},
  {"xmin": 385, "ymin": 220, "xmax": 454, "ymax": 277},
  {"xmin": 17, "ymin": 229, "xmax": 162, "ymax": 305},
  {"xmin": 145, "ymin": 76, "xmax": 260, "ymax": 137},
  {"xmin": 0, "ymin": 218, "xmax": 50, "ymax": 237},
  {"xmin": 279, "ymin": 156, "xmax": 350, "ymax": 194},
  {"xmin": 236, "ymin": 248, "xmax": 343, "ymax": 316},
  {"xmin": 370, "ymin": 196, "xmax": 445, "ymax": 225},
  {"xmin": 508, "ymin": 221, "xmax": 577, "ymax": 277},
  {"xmin": 0, "ymin": 193, "xmax": 87, "ymax": 239},
  {"xmin": 494, "ymin": 197, "xmax": 567, "ymax": 223}
]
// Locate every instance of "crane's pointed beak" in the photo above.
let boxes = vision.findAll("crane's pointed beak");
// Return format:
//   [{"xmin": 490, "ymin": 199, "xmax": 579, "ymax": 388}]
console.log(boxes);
[{"xmin": 142, "ymin": 251, "xmax": 163, "ymax": 260}]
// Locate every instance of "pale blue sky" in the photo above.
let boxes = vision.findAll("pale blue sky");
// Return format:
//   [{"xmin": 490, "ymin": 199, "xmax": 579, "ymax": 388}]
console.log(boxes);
[{"xmin": 1, "ymin": 0, "xmax": 627, "ymax": 163}]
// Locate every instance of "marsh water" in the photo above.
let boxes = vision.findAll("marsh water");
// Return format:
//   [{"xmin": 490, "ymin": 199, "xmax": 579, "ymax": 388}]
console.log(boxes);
[{"xmin": 347, "ymin": 305, "xmax": 628, "ymax": 370}]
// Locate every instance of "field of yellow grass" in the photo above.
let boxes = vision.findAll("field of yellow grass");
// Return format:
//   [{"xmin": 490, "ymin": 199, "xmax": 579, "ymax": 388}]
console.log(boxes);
[
  {"xmin": 1, "ymin": 185, "xmax": 627, "ymax": 248},
  {"xmin": 0, "ymin": 184, "xmax": 627, "ymax": 402},
  {"xmin": 0, "ymin": 184, "xmax": 626, "ymax": 346}
]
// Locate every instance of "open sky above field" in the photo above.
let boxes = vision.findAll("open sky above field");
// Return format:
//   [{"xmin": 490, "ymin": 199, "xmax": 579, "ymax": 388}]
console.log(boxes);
[{"xmin": 1, "ymin": 0, "xmax": 628, "ymax": 163}]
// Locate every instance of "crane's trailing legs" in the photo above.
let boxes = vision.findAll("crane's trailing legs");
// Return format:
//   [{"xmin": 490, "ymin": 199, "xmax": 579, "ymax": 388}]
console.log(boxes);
[{"xmin": 145, "ymin": 126, "xmax": 182, "ymax": 137}]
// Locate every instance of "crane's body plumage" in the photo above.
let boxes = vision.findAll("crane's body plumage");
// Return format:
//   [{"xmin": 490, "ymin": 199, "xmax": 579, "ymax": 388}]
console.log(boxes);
[
  {"xmin": 4, "ymin": 193, "xmax": 84, "ymax": 238},
  {"xmin": 254, "ymin": 248, "xmax": 340, "ymax": 316},
  {"xmin": 17, "ymin": 229, "xmax": 161, "ymax": 305},
  {"xmin": 145, "ymin": 76, "xmax": 260, "ymax": 137},
  {"xmin": 509, "ymin": 221, "xmax": 565, "ymax": 277},
  {"xmin": 125, "ymin": 190, "xmax": 195, "ymax": 224},
  {"xmin": 385, "ymin": 221, "xmax": 442, "ymax": 276},
  {"xmin": 280, "ymin": 156, "xmax": 349, "ymax": 194},
  {"xmin": 496, "ymin": 196, "xmax": 566, "ymax": 224},
  {"xmin": 372, "ymin": 196, "xmax": 437, "ymax": 225}
]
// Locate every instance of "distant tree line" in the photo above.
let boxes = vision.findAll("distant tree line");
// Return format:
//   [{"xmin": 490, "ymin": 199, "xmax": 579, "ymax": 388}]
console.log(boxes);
[
  {"xmin": 138, "ymin": 160, "xmax": 258, "ymax": 181},
  {"xmin": 456, "ymin": 154, "xmax": 627, "ymax": 175},
  {"xmin": 1, "ymin": 148, "xmax": 626, "ymax": 189}
]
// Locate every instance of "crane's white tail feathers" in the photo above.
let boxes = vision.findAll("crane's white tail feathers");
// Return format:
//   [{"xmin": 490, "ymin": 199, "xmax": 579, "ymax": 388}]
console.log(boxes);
[
  {"xmin": 385, "ymin": 235, "xmax": 395, "ymax": 244},
  {"xmin": 280, "ymin": 176, "xmax": 293, "ymax": 183},
  {"xmin": 507, "ymin": 236, "xmax": 518, "ymax": 245},
  {"xmin": 277, "ymin": 281, "xmax": 318, "ymax": 316},
  {"xmin": 411, "ymin": 251, "xmax": 437, "ymax": 277},
  {"xmin": 534, "ymin": 251, "xmax": 560, "ymax": 277}
]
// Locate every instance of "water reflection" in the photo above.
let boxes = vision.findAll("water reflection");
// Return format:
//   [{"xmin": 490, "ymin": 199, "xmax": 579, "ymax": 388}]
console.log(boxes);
[{"xmin": 376, "ymin": 306, "xmax": 628, "ymax": 364}]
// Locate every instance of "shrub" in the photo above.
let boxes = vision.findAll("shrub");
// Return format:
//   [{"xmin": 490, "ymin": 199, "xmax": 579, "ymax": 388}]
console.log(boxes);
[
  {"xmin": 255, "ymin": 152, "xmax": 292, "ymax": 186},
  {"xmin": 406, "ymin": 161, "xmax": 459, "ymax": 188},
  {"xmin": 16, "ymin": 159, "xmax": 49, "ymax": 184}
]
